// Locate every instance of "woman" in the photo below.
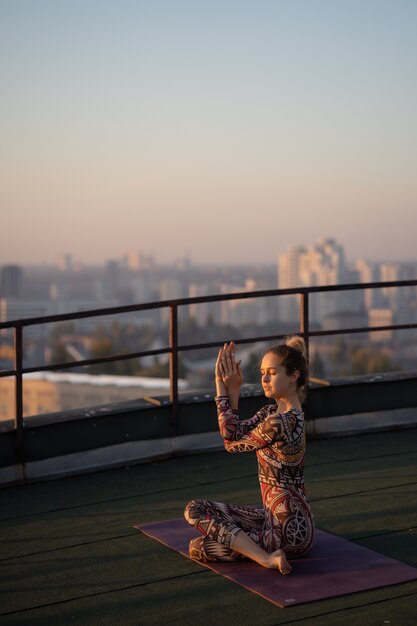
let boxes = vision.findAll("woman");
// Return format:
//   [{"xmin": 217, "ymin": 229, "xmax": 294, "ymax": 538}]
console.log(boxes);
[{"xmin": 184, "ymin": 336, "xmax": 314, "ymax": 575}]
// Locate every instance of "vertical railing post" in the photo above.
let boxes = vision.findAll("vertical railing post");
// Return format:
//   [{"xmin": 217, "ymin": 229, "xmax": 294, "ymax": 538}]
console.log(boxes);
[
  {"xmin": 169, "ymin": 304, "xmax": 179, "ymax": 427},
  {"xmin": 14, "ymin": 324, "xmax": 24, "ymax": 462},
  {"xmin": 300, "ymin": 290, "xmax": 309, "ymax": 360}
]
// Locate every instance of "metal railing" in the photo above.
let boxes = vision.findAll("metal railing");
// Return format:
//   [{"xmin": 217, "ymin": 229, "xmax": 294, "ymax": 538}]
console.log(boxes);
[{"xmin": 1, "ymin": 279, "xmax": 417, "ymax": 453}]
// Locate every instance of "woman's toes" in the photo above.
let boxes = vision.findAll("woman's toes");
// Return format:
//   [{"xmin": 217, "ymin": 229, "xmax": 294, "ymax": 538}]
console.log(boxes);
[
  {"xmin": 271, "ymin": 549, "xmax": 292, "ymax": 575},
  {"xmin": 279, "ymin": 562, "xmax": 292, "ymax": 575}
]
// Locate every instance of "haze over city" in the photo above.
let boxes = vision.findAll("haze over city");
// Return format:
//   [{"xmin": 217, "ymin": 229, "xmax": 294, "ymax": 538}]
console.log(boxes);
[{"xmin": 1, "ymin": 0, "xmax": 417, "ymax": 266}]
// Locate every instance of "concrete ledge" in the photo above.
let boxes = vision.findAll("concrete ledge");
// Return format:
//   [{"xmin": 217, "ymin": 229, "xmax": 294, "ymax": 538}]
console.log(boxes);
[
  {"xmin": 0, "ymin": 464, "xmax": 25, "ymax": 485},
  {"xmin": 2, "ymin": 408, "xmax": 417, "ymax": 486},
  {"xmin": 306, "ymin": 406, "xmax": 417, "ymax": 438},
  {"xmin": 0, "ymin": 431, "xmax": 224, "ymax": 486}
]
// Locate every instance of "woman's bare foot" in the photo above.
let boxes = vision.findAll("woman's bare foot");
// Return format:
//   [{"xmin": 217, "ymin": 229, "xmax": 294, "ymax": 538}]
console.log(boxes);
[{"xmin": 266, "ymin": 549, "xmax": 292, "ymax": 575}]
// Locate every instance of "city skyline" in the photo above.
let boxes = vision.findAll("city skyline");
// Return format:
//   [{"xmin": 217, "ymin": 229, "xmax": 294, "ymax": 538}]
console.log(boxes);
[
  {"xmin": 1, "ymin": 1, "xmax": 417, "ymax": 266},
  {"xmin": 1, "ymin": 233, "xmax": 417, "ymax": 270},
  {"xmin": 1, "ymin": 234, "xmax": 415, "ymax": 397},
  {"xmin": 2, "ymin": 247, "xmax": 417, "ymax": 269}
]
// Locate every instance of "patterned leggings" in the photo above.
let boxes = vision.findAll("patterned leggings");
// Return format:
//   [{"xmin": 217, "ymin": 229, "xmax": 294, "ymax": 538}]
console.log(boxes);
[{"xmin": 184, "ymin": 499, "xmax": 281, "ymax": 562}]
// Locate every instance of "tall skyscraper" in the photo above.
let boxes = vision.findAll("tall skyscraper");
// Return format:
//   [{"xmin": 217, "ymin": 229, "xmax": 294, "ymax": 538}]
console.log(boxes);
[
  {"xmin": 355, "ymin": 259, "xmax": 383, "ymax": 309},
  {"xmin": 0, "ymin": 265, "xmax": 23, "ymax": 299},
  {"xmin": 277, "ymin": 246, "xmax": 306, "ymax": 323},
  {"xmin": 277, "ymin": 238, "xmax": 357, "ymax": 324},
  {"xmin": 379, "ymin": 262, "xmax": 416, "ymax": 320},
  {"xmin": 158, "ymin": 279, "xmax": 184, "ymax": 324}
]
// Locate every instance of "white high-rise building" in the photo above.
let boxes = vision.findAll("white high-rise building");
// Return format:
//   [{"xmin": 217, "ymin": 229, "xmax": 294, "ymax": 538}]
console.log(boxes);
[
  {"xmin": 355, "ymin": 260, "xmax": 383, "ymax": 309},
  {"xmin": 380, "ymin": 263, "xmax": 401, "ymax": 309},
  {"xmin": 277, "ymin": 238, "xmax": 357, "ymax": 324},
  {"xmin": 277, "ymin": 246, "xmax": 306, "ymax": 323},
  {"xmin": 188, "ymin": 283, "xmax": 213, "ymax": 325},
  {"xmin": 131, "ymin": 274, "xmax": 152, "ymax": 304},
  {"xmin": 379, "ymin": 262, "xmax": 416, "ymax": 323},
  {"xmin": 158, "ymin": 279, "xmax": 184, "ymax": 324}
]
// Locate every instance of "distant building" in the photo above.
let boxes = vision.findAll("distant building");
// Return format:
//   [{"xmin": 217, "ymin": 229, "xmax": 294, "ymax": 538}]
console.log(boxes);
[
  {"xmin": 158, "ymin": 279, "xmax": 184, "ymax": 324},
  {"xmin": 277, "ymin": 238, "xmax": 360, "ymax": 325},
  {"xmin": 125, "ymin": 251, "xmax": 154, "ymax": 271},
  {"xmin": 322, "ymin": 310, "xmax": 368, "ymax": 333},
  {"xmin": 174, "ymin": 255, "xmax": 192, "ymax": 270},
  {"xmin": 219, "ymin": 283, "xmax": 245, "ymax": 325},
  {"xmin": 158, "ymin": 278, "xmax": 183, "ymax": 301},
  {"xmin": 379, "ymin": 263, "xmax": 416, "ymax": 317},
  {"xmin": 188, "ymin": 283, "xmax": 218, "ymax": 325},
  {"xmin": 368, "ymin": 308, "xmax": 394, "ymax": 343},
  {"xmin": 131, "ymin": 273, "xmax": 153, "ymax": 304},
  {"xmin": 380, "ymin": 263, "xmax": 401, "ymax": 309},
  {"xmin": 56, "ymin": 254, "xmax": 73, "ymax": 272},
  {"xmin": 216, "ymin": 279, "xmax": 272, "ymax": 327},
  {"xmin": 277, "ymin": 246, "xmax": 304, "ymax": 323},
  {"xmin": 0, "ymin": 298, "xmax": 51, "ymax": 340},
  {"xmin": 50, "ymin": 298, "xmax": 120, "ymax": 334},
  {"xmin": 1, "ymin": 265, "xmax": 23, "ymax": 299},
  {"xmin": 355, "ymin": 260, "xmax": 384, "ymax": 309},
  {"xmin": 0, "ymin": 372, "xmax": 189, "ymax": 422},
  {"xmin": 103, "ymin": 260, "xmax": 122, "ymax": 297}
]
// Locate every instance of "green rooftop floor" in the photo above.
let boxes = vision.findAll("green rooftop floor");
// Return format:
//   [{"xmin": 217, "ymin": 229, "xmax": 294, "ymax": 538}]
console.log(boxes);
[{"xmin": 1, "ymin": 427, "xmax": 417, "ymax": 625}]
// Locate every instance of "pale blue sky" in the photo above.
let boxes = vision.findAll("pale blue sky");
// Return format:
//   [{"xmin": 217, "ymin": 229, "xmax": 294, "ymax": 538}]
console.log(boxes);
[{"xmin": 1, "ymin": 0, "xmax": 416, "ymax": 265}]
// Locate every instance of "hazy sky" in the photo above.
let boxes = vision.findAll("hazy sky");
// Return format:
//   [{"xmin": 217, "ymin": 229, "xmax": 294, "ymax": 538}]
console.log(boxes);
[{"xmin": 1, "ymin": 0, "xmax": 417, "ymax": 266}]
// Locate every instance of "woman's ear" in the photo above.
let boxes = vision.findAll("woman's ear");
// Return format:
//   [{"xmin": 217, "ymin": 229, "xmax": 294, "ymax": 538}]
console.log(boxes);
[{"xmin": 291, "ymin": 369, "xmax": 300, "ymax": 383}]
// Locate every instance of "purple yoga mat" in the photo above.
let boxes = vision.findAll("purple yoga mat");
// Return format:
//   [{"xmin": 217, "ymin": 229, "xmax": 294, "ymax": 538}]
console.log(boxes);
[{"xmin": 135, "ymin": 518, "xmax": 417, "ymax": 608}]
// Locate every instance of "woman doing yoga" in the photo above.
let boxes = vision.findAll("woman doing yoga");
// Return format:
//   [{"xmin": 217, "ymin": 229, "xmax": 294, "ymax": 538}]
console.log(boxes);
[{"xmin": 184, "ymin": 336, "xmax": 314, "ymax": 575}]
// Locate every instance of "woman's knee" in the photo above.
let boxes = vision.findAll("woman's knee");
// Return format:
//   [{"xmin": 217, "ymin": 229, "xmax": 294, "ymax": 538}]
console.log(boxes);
[
  {"xmin": 184, "ymin": 500, "xmax": 198, "ymax": 524},
  {"xmin": 184, "ymin": 499, "xmax": 203, "ymax": 524}
]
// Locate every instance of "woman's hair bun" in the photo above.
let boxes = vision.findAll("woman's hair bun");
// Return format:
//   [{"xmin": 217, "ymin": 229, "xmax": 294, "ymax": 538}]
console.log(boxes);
[{"xmin": 285, "ymin": 335, "xmax": 307, "ymax": 358}]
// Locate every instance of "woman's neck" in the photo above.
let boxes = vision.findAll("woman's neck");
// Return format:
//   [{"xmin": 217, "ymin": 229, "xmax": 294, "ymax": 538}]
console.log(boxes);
[{"xmin": 277, "ymin": 394, "xmax": 302, "ymax": 413}]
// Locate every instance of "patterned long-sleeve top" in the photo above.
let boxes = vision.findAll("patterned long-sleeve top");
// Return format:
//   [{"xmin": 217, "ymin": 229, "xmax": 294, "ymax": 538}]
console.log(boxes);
[{"xmin": 216, "ymin": 395, "xmax": 306, "ymax": 473}]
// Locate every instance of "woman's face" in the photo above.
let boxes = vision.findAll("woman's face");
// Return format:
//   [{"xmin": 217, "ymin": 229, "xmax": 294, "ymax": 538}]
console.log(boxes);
[{"xmin": 260, "ymin": 352, "xmax": 298, "ymax": 400}]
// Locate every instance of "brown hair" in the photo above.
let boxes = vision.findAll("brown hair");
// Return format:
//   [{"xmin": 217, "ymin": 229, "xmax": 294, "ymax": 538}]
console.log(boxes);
[{"xmin": 264, "ymin": 335, "xmax": 309, "ymax": 401}]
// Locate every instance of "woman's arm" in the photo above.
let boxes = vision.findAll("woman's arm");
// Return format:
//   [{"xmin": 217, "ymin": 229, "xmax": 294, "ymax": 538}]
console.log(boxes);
[
  {"xmin": 218, "ymin": 399, "xmax": 289, "ymax": 453},
  {"xmin": 216, "ymin": 395, "xmax": 272, "ymax": 446}
]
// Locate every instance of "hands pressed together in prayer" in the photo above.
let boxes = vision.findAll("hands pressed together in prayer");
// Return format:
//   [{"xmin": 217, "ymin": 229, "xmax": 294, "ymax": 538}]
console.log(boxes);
[{"xmin": 215, "ymin": 342, "xmax": 243, "ymax": 404}]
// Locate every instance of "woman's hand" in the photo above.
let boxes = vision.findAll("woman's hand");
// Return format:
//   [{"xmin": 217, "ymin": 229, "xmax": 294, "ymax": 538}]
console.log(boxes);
[
  {"xmin": 217, "ymin": 341, "xmax": 243, "ymax": 392},
  {"xmin": 215, "ymin": 344, "xmax": 226, "ymax": 383}
]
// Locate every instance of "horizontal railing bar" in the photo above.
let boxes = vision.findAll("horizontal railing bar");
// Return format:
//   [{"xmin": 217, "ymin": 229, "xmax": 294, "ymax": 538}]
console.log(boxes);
[
  {"xmin": 172, "ymin": 323, "xmax": 417, "ymax": 353},
  {"xmin": 308, "ymin": 322, "xmax": 417, "ymax": 338},
  {"xmin": 6, "ymin": 322, "xmax": 415, "ymax": 378},
  {"xmin": 0, "ymin": 301, "xmax": 167, "ymax": 329},
  {"xmin": 1, "ymin": 279, "xmax": 416, "ymax": 330},
  {"xmin": 0, "ymin": 369, "xmax": 16, "ymax": 378},
  {"xmin": 0, "ymin": 336, "xmax": 288, "ymax": 377},
  {"xmin": 21, "ymin": 347, "xmax": 172, "ymax": 375},
  {"xmin": 16, "ymin": 337, "xmax": 287, "ymax": 376},
  {"xmin": 177, "ymin": 334, "xmax": 289, "ymax": 352}
]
